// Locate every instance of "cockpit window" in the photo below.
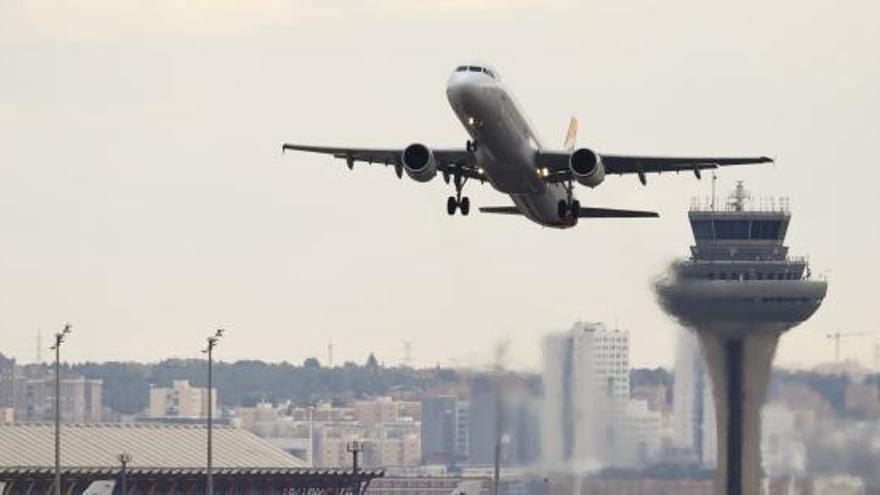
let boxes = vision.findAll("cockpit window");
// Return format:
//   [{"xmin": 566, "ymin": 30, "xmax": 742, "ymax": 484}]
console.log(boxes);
[{"xmin": 457, "ymin": 65, "xmax": 496, "ymax": 79}]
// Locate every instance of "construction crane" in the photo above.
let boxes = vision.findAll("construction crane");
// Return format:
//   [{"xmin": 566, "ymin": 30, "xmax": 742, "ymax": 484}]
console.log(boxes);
[{"xmin": 826, "ymin": 331, "xmax": 873, "ymax": 362}]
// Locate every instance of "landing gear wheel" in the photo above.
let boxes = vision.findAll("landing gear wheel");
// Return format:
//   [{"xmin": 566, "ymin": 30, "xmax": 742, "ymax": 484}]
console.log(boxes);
[
  {"xmin": 447, "ymin": 196, "xmax": 457, "ymax": 216},
  {"xmin": 557, "ymin": 200, "xmax": 569, "ymax": 220},
  {"xmin": 570, "ymin": 200, "xmax": 581, "ymax": 218},
  {"xmin": 447, "ymin": 173, "xmax": 470, "ymax": 218},
  {"xmin": 466, "ymin": 140, "xmax": 478, "ymax": 153}
]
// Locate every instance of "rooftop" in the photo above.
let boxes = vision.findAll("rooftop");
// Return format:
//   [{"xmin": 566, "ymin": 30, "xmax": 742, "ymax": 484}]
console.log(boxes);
[
  {"xmin": 690, "ymin": 181, "xmax": 791, "ymax": 214},
  {"xmin": 0, "ymin": 423, "xmax": 306, "ymax": 469}
]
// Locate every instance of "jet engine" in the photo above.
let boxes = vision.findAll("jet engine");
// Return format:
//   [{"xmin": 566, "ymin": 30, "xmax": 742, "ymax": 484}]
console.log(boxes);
[
  {"xmin": 401, "ymin": 143, "xmax": 438, "ymax": 182},
  {"xmin": 569, "ymin": 147, "xmax": 605, "ymax": 188}
]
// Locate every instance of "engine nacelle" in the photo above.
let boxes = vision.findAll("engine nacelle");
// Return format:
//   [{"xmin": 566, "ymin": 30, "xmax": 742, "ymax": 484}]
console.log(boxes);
[
  {"xmin": 401, "ymin": 143, "xmax": 438, "ymax": 182},
  {"xmin": 569, "ymin": 147, "xmax": 605, "ymax": 188}
]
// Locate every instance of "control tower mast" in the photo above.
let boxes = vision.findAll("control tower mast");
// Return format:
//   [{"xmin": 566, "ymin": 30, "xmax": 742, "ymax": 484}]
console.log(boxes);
[{"xmin": 655, "ymin": 184, "xmax": 827, "ymax": 495}]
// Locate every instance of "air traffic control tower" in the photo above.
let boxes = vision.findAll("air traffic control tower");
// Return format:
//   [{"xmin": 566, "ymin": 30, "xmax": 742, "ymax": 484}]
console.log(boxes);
[{"xmin": 655, "ymin": 183, "xmax": 827, "ymax": 495}]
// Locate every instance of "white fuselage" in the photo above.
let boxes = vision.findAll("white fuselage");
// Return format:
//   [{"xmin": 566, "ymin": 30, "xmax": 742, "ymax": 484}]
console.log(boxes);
[{"xmin": 446, "ymin": 68, "xmax": 574, "ymax": 227}]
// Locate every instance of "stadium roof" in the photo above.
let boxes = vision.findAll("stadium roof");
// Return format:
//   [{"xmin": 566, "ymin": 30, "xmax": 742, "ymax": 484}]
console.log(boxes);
[{"xmin": 0, "ymin": 423, "xmax": 306, "ymax": 469}]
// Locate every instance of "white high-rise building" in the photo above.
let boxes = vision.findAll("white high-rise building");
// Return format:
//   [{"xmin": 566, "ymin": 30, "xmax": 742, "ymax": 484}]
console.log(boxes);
[
  {"xmin": 542, "ymin": 321, "xmax": 655, "ymax": 469},
  {"xmin": 673, "ymin": 331, "xmax": 716, "ymax": 466}
]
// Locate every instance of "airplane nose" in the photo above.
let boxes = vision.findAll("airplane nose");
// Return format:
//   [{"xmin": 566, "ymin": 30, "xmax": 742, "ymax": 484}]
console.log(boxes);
[
  {"xmin": 446, "ymin": 73, "xmax": 476, "ymax": 105},
  {"xmin": 446, "ymin": 74, "xmax": 465, "ymax": 99}
]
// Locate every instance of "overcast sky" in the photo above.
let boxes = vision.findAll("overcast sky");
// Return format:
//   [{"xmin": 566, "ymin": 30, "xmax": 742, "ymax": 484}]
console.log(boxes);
[{"xmin": 0, "ymin": 0, "xmax": 877, "ymax": 371}]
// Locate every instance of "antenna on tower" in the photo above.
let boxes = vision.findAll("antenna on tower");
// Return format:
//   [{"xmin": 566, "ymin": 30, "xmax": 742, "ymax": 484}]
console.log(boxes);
[
  {"xmin": 35, "ymin": 330, "xmax": 44, "ymax": 364},
  {"xmin": 327, "ymin": 341, "xmax": 334, "ymax": 368},
  {"xmin": 402, "ymin": 340, "xmax": 413, "ymax": 368},
  {"xmin": 728, "ymin": 181, "xmax": 750, "ymax": 211}
]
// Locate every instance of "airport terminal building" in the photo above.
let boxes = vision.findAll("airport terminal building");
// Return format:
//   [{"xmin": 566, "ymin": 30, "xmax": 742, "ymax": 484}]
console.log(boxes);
[{"xmin": 0, "ymin": 423, "xmax": 381, "ymax": 495}]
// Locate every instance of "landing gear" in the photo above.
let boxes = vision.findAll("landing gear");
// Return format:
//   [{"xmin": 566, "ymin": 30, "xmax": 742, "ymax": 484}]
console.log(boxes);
[
  {"xmin": 557, "ymin": 200, "xmax": 568, "ymax": 220},
  {"xmin": 466, "ymin": 140, "xmax": 479, "ymax": 153},
  {"xmin": 557, "ymin": 181, "xmax": 579, "ymax": 220},
  {"xmin": 446, "ymin": 173, "xmax": 470, "ymax": 216}
]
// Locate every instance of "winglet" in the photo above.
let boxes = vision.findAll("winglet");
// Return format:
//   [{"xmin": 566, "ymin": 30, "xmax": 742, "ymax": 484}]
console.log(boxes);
[{"xmin": 563, "ymin": 116, "xmax": 578, "ymax": 152}]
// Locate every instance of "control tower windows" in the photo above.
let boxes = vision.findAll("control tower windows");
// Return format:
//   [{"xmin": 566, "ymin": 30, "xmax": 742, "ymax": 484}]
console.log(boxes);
[
  {"xmin": 691, "ymin": 219, "xmax": 785, "ymax": 241},
  {"xmin": 714, "ymin": 220, "xmax": 750, "ymax": 240},
  {"xmin": 751, "ymin": 220, "xmax": 782, "ymax": 240},
  {"xmin": 692, "ymin": 220, "xmax": 714, "ymax": 240}
]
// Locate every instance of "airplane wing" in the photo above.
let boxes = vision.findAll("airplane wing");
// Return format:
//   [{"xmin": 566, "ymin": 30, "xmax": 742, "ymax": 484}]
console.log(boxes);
[
  {"xmin": 535, "ymin": 151, "xmax": 772, "ymax": 184},
  {"xmin": 281, "ymin": 144, "xmax": 484, "ymax": 181}
]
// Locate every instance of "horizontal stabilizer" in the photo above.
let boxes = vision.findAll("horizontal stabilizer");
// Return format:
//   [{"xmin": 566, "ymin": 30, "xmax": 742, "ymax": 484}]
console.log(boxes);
[
  {"xmin": 479, "ymin": 206, "xmax": 521, "ymax": 215},
  {"xmin": 577, "ymin": 207, "xmax": 659, "ymax": 218},
  {"xmin": 480, "ymin": 205, "xmax": 658, "ymax": 218}
]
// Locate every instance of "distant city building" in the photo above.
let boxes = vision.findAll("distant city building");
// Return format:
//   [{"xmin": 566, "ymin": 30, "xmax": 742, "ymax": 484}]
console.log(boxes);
[
  {"xmin": 355, "ymin": 397, "xmax": 401, "ymax": 425},
  {"xmin": 147, "ymin": 380, "xmax": 215, "ymax": 419},
  {"xmin": 315, "ymin": 428, "xmax": 420, "ymax": 468},
  {"xmin": 673, "ymin": 330, "xmax": 716, "ymax": 466},
  {"xmin": 844, "ymin": 382, "xmax": 880, "ymax": 418},
  {"xmin": 420, "ymin": 396, "xmax": 462, "ymax": 465},
  {"xmin": 235, "ymin": 401, "xmax": 281, "ymax": 433},
  {"xmin": 466, "ymin": 373, "xmax": 543, "ymax": 468},
  {"xmin": 13, "ymin": 371, "xmax": 102, "ymax": 423},
  {"xmin": 455, "ymin": 400, "xmax": 469, "ymax": 461},
  {"xmin": 761, "ymin": 403, "xmax": 806, "ymax": 476},
  {"xmin": 542, "ymin": 321, "xmax": 653, "ymax": 468},
  {"xmin": 466, "ymin": 375, "xmax": 496, "ymax": 466},
  {"xmin": 234, "ymin": 397, "xmax": 421, "ymax": 469},
  {"xmin": 504, "ymin": 393, "xmax": 542, "ymax": 467},
  {"xmin": 0, "ymin": 408, "xmax": 12, "ymax": 425},
  {"xmin": 0, "ymin": 354, "xmax": 14, "ymax": 421},
  {"xmin": 616, "ymin": 399, "xmax": 662, "ymax": 466}
]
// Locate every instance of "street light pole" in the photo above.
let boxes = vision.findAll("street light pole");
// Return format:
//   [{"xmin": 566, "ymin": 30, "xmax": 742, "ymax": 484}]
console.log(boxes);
[
  {"xmin": 346, "ymin": 441, "xmax": 362, "ymax": 495},
  {"xmin": 117, "ymin": 452, "xmax": 132, "ymax": 495},
  {"xmin": 51, "ymin": 324, "xmax": 72, "ymax": 495},
  {"xmin": 203, "ymin": 329, "xmax": 224, "ymax": 495}
]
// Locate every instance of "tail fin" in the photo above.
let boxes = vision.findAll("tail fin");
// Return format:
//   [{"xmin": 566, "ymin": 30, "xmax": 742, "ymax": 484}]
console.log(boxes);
[{"xmin": 563, "ymin": 116, "xmax": 578, "ymax": 152}]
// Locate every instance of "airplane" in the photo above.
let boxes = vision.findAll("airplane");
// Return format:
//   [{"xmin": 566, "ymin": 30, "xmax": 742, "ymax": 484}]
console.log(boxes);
[{"xmin": 282, "ymin": 64, "xmax": 772, "ymax": 228}]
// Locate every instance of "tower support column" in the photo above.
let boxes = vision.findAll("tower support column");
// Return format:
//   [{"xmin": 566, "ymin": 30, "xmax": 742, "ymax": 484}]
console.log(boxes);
[{"xmin": 697, "ymin": 331, "xmax": 779, "ymax": 495}]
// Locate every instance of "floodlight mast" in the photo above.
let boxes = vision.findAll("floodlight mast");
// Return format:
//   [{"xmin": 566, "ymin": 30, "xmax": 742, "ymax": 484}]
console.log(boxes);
[
  {"xmin": 51, "ymin": 324, "xmax": 72, "ymax": 495},
  {"xmin": 203, "ymin": 328, "xmax": 225, "ymax": 495}
]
